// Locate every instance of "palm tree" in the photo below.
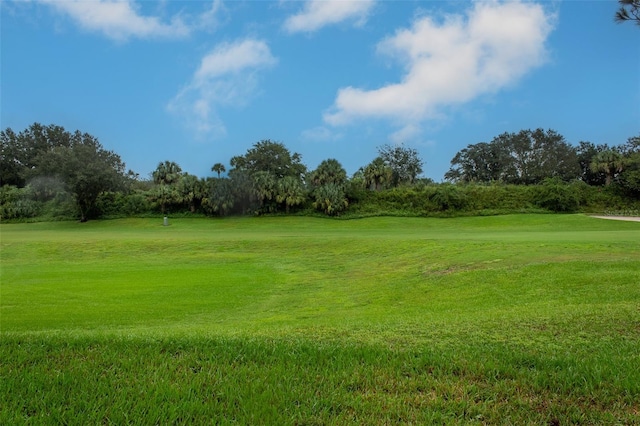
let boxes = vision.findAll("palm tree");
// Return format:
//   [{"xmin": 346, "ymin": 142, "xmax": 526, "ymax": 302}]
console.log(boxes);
[
  {"xmin": 176, "ymin": 174, "xmax": 206, "ymax": 213},
  {"xmin": 276, "ymin": 176, "xmax": 306, "ymax": 214},
  {"xmin": 363, "ymin": 157, "xmax": 392, "ymax": 191},
  {"xmin": 151, "ymin": 183, "xmax": 178, "ymax": 215},
  {"xmin": 211, "ymin": 163, "xmax": 226, "ymax": 178},
  {"xmin": 312, "ymin": 183, "xmax": 348, "ymax": 216},
  {"xmin": 590, "ymin": 150, "xmax": 625, "ymax": 186},
  {"xmin": 252, "ymin": 171, "xmax": 276, "ymax": 211},
  {"xmin": 152, "ymin": 161, "xmax": 182, "ymax": 214},
  {"xmin": 309, "ymin": 159, "xmax": 347, "ymax": 188},
  {"xmin": 153, "ymin": 161, "xmax": 182, "ymax": 186},
  {"xmin": 205, "ymin": 178, "xmax": 235, "ymax": 216}
]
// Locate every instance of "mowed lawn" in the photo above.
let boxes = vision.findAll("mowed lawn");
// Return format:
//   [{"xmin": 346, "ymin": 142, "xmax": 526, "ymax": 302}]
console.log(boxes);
[{"xmin": 1, "ymin": 215, "xmax": 639, "ymax": 424}]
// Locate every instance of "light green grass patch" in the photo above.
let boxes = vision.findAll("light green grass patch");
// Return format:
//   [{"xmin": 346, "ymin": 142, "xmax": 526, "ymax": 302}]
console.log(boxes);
[{"xmin": 1, "ymin": 215, "xmax": 639, "ymax": 424}]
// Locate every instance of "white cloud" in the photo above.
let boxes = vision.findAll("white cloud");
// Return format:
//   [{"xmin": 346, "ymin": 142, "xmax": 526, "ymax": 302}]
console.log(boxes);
[
  {"xmin": 38, "ymin": 0, "xmax": 224, "ymax": 41},
  {"xmin": 324, "ymin": 1, "xmax": 555, "ymax": 135},
  {"xmin": 196, "ymin": 0, "xmax": 227, "ymax": 32},
  {"xmin": 389, "ymin": 123, "xmax": 422, "ymax": 145},
  {"xmin": 283, "ymin": 0, "xmax": 375, "ymax": 34},
  {"xmin": 167, "ymin": 39, "xmax": 277, "ymax": 138},
  {"xmin": 195, "ymin": 39, "xmax": 276, "ymax": 80},
  {"xmin": 301, "ymin": 126, "xmax": 343, "ymax": 143},
  {"xmin": 40, "ymin": 0, "xmax": 188, "ymax": 40}
]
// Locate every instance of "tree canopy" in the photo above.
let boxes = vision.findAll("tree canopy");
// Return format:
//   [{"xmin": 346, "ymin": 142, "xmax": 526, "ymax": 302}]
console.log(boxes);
[
  {"xmin": 616, "ymin": 135, "xmax": 640, "ymax": 195},
  {"xmin": 446, "ymin": 129, "xmax": 579, "ymax": 185},
  {"xmin": 363, "ymin": 157, "xmax": 393, "ymax": 191},
  {"xmin": 211, "ymin": 163, "xmax": 226, "ymax": 178},
  {"xmin": 576, "ymin": 141, "xmax": 610, "ymax": 186},
  {"xmin": 34, "ymin": 130, "xmax": 127, "ymax": 221},
  {"xmin": 309, "ymin": 159, "xmax": 348, "ymax": 188},
  {"xmin": 309, "ymin": 159, "xmax": 349, "ymax": 216},
  {"xmin": 590, "ymin": 150, "xmax": 625, "ymax": 186},
  {"xmin": 444, "ymin": 142, "xmax": 506, "ymax": 183},
  {"xmin": 2, "ymin": 123, "xmax": 639, "ymax": 220},
  {"xmin": 615, "ymin": 0, "xmax": 640, "ymax": 25},
  {"xmin": 377, "ymin": 144, "xmax": 423, "ymax": 186},
  {"xmin": 1, "ymin": 123, "xmax": 74, "ymax": 187},
  {"xmin": 153, "ymin": 161, "xmax": 182, "ymax": 186},
  {"xmin": 230, "ymin": 140, "xmax": 306, "ymax": 180}
]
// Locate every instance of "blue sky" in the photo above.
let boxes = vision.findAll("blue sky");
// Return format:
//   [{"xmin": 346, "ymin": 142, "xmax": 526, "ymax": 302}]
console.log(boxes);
[{"xmin": 2, "ymin": 1, "xmax": 639, "ymax": 181}]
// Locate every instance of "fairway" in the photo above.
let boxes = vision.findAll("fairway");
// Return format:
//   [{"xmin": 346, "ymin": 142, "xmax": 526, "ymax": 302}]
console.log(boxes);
[{"xmin": 1, "ymin": 215, "xmax": 639, "ymax": 424}]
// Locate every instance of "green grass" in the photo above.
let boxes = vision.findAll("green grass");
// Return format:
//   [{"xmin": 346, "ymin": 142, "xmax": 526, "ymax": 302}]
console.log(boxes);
[{"xmin": 1, "ymin": 215, "xmax": 639, "ymax": 424}]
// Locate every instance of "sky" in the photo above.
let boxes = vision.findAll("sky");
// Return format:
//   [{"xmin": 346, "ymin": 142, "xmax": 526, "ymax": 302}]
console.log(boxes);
[{"xmin": 2, "ymin": 0, "xmax": 639, "ymax": 181}]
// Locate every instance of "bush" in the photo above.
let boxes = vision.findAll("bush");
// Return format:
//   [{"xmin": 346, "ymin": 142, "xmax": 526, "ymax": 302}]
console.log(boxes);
[
  {"xmin": 462, "ymin": 184, "xmax": 535, "ymax": 211},
  {"xmin": 0, "ymin": 186, "xmax": 42, "ymax": 220},
  {"xmin": 95, "ymin": 192, "xmax": 122, "ymax": 217},
  {"xmin": 430, "ymin": 184, "xmax": 468, "ymax": 211},
  {"xmin": 534, "ymin": 179, "xmax": 580, "ymax": 212},
  {"xmin": 40, "ymin": 192, "xmax": 77, "ymax": 220},
  {"xmin": 95, "ymin": 191, "xmax": 152, "ymax": 217},
  {"xmin": 123, "ymin": 193, "xmax": 152, "ymax": 216}
]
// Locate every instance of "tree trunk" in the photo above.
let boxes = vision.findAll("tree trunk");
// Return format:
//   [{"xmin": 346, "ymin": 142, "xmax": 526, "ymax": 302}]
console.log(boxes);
[{"xmin": 78, "ymin": 200, "xmax": 88, "ymax": 222}]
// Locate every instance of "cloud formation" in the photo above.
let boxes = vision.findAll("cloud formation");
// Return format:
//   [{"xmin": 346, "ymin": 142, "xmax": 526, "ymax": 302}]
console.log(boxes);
[
  {"xmin": 323, "ymin": 1, "xmax": 555, "ymax": 139},
  {"xmin": 167, "ymin": 39, "xmax": 277, "ymax": 138},
  {"xmin": 300, "ymin": 126, "xmax": 343, "ymax": 143},
  {"xmin": 39, "ymin": 0, "xmax": 223, "ymax": 41},
  {"xmin": 196, "ymin": 0, "xmax": 226, "ymax": 33},
  {"xmin": 283, "ymin": 0, "xmax": 375, "ymax": 33}
]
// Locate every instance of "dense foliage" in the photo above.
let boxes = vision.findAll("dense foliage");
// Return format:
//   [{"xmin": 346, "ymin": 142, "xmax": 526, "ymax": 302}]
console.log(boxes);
[
  {"xmin": 445, "ymin": 129, "xmax": 580, "ymax": 184},
  {"xmin": 1, "ymin": 123, "xmax": 639, "ymax": 221},
  {"xmin": 1, "ymin": 124, "xmax": 127, "ymax": 221}
]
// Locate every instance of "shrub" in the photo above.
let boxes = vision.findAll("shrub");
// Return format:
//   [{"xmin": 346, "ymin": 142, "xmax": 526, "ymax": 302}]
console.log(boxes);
[
  {"xmin": 534, "ymin": 179, "xmax": 580, "ymax": 212},
  {"xmin": 40, "ymin": 192, "xmax": 77, "ymax": 220},
  {"xmin": 0, "ymin": 186, "xmax": 42, "ymax": 220},
  {"xmin": 123, "ymin": 193, "xmax": 152, "ymax": 216},
  {"xmin": 430, "ymin": 184, "xmax": 468, "ymax": 211},
  {"xmin": 462, "ymin": 184, "xmax": 535, "ymax": 211}
]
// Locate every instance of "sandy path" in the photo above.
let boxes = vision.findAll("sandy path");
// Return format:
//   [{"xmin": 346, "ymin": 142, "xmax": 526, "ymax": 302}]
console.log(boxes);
[{"xmin": 590, "ymin": 216, "xmax": 640, "ymax": 222}]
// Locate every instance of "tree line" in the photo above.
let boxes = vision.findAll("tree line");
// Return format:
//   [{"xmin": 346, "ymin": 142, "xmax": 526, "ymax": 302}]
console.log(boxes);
[
  {"xmin": 445, "ymin": 129, "xmax": 640, "ymax": 191},
  {"xmin": 1, "ymin": 123, "xmax": 638, "ymax": 221}
]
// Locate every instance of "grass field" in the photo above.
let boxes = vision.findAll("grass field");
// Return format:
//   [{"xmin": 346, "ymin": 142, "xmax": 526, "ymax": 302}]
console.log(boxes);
[{"xmin": 1, "ymin": 214, "xmax": 639, "ymax": 424}]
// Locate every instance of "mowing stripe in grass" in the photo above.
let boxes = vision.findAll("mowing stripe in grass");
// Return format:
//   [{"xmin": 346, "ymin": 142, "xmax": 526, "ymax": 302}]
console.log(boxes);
[{"xmin": 1, "ymin": 215, "xmax": 638, "ymax": 424}]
